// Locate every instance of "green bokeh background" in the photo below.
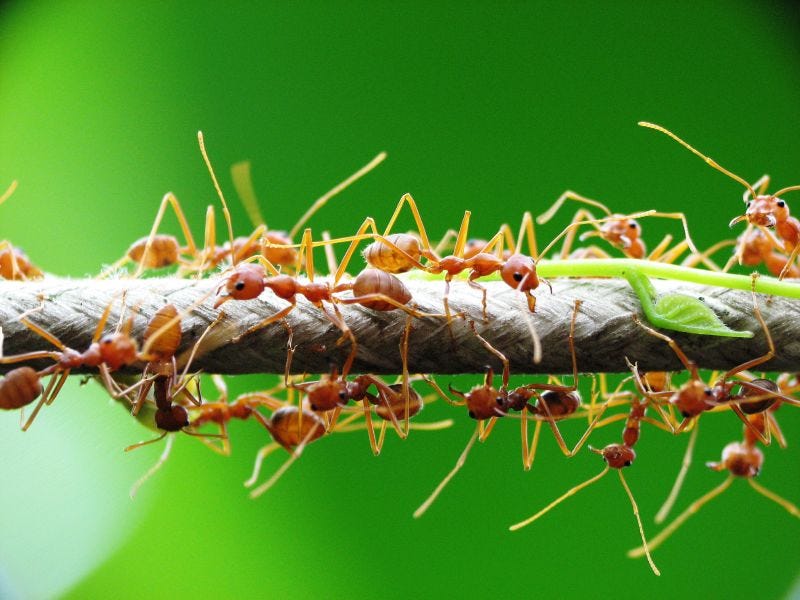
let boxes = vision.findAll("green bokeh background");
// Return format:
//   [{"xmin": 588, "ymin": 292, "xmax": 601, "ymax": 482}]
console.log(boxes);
[{"xmin": 1, "ymin": 2, "xmax": 799, "ymax": 598}]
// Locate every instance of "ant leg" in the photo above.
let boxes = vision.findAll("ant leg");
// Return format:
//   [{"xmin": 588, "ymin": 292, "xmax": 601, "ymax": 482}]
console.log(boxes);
[
  {"xmin": 632, "ymin": 316, "xmax": 700, "ymax": 380},
  {"xmin": 452, "ymin": 210, "xmax": 472, "ymax": 258},
  {"xmin": 515, "ymin": 211, "xmax": 538, "ymax": 257},
  {"xmin": 536, "ymin": 190, "xmax": 612, "ymax": 225},
  {"xmin": 381, "ymin": 192, "xmax": 438, "ymax": 261},
  {"xmin": 198, "ymin": 131, "xmax": 236, "ymax": 260},
  {"xmin": 248, "ymin": 425, "xmax": 321, "ymax": 498},
  {"xmin": 413, "ymin": 424, "xmax": 480, "ymax": 518},
  {"xmin": 509, "ymin": 466, "xmax": 610, "ymax": 531},
  {"xmin": 467, "ymin": 275, "xmax": 489, "ymax": 321},
  {"xmin": 243, "ymin": 442, "xmax": 281, "ymax": 488},
  {"xmin": 129, "ymin": 434, "xmax": 175, "ymax": 498},
  {"xmin": 681, "ymin": 239, "xmax": 736, "ymax": 271},
  {"xmin": 321, "ymin": 231, "xmax": 339, "ymax": 276},
  {"xmin": 747, "ymin": 479, "xmax": 800, "ymax": 516},
  {"xmin": 628, "ymin": 476, "xmax": 733, "ymax": 557},
  {"xmin": 320, "ymin": 303, "xmax": 357, "ymax": 378},
  {"xmin": 778, "ymin": 243, "xmax": 800, "ymax": 280},
  {"xmin": 645, "ymin": 211, "xmax": 699, "ymax": 255},
  {"xmin": 469, "ymin": 321, "xmax": 509, "ymax": 390},
  {"xmin": 132, "ymin": 192, "xmax": 200, "ymax": 278},
  {"xmin": 655, "ymin": 422, "xmax": 700, "ymax": 524},
  {"xmin": 124, "ymin": 430, "xmax": 169, "ymax": 452},
  {"xmin": 289, "ymin": 152, "xmax": 387, "ymax": 240},
  {"xmin": 617, "ymin": 470, "xmax": 661, "ymax": 576},
  {"xmin": 233, "ymin": 298, "xmax": 297, "ymax": 343},
  {"xmin": 521, "ymin": 410, "xmax": 543, "ymax": 470}
]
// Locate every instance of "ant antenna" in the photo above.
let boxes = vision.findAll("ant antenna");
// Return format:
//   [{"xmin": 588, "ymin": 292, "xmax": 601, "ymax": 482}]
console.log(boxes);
[
  {"xmin": 638, "ymin": 122, "xmax": 757, "ymax": 200},
  {"xmin": 0, "ymin": 180, "xmax": 18, "ymax": 206},
  {"xmin": 198, "ymin": 131, "xmax": 236, "ymax": 262},
  {"xmin": 289, "ymin": 151, "xmax": 387, "ymax": 239}
]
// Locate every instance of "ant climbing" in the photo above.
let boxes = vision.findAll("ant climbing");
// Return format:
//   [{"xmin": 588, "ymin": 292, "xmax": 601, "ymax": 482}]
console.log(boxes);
[
  {"xmin": 535, "ymin": 190, "xmax": 699, "ymax": 262},
  {"xmin": 312, "ymin": 194, "xmax": 546, "ymax": 320},
  {"xmin": 214, "ymin": 224, "xmax": 447, "ymax": 379},
  {"xmin": 0, "ymin": 180, "xmax": 43, "ymax": 280},
  {"xmin": 0, "ymin": 296, "xmax": 141, "ymax": 430},
  {"xmin": 628, "ymin": 412, "xmax": 799, "ymax": 560},
  {"xmin": 640, "ymin": 122, "xmax": 800, "ymax": 279},
  {"xmin": 509, "ymin": 393, "xmax": 662, "ymax": 576}
]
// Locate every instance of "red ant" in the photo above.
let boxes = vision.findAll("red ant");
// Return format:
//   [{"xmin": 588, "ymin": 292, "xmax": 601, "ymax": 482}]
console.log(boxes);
[
  {"xmin": 628, "ymin": 412, "xmax": 799, "ymax": 560},
  {"xmin": 314, "ymin": 195, "xmax": 545, "ymax": 321},
  {"xmin": 535, "ymin": 190, "xmax": 698, "ymax": 262},
  {"xmin": 510, "ymin": 393, "xmax": 662, "ymax": 576},
  {"xmin": 0, "ymin": 296, "xmax": 140, "ymax": 429},
  {"xmin": 640, "ymin": 122, "xmax": 800, "ymax": 279},
  {"xmin": 214, "ymin": 224, "xmax": 446, "ymax": 379},
  {"xmin": 0, "ymin": 181, "xmax": 43, "ymax": 280}
]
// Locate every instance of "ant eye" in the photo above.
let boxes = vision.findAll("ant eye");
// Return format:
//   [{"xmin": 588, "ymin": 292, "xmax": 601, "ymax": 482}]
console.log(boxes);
[
  {"xmin": 495, "ymin": 396, "xmax": 504, "ymax": 405},
  {"xmin": 629, "ymin": 222, "xmax": 637, "ymax": 229},
  {"xmin": 338, "ymin": 390, "xmax": 347, "ymax": 399},
  {"xmin": 681, "ymin": 410, "xmax": 690, "ymax": 418},
  {"xmin": 777, "ymin": 200, "xmax": 786, "ymax": 208},
  {"xmin": 747, "ymin": 200, "xmax": 752, "ymax": 206},
  {"xmin": 624, "ymin": 460, "xmax": 632, "ymax": 467},
  {"xmin": 512, "ymin": 272, "xmax": 523, "ymax": 282},
  {"xmin": 704, "ymin": 388, "xmax": 712, "ymax": 396},
  {"xmin": 235, "ymin": 281, "xmax": 246, "ymax": 291},
  {"xmin": 468, "ymin": 410, "xmax": 476, "ymax": 419}
]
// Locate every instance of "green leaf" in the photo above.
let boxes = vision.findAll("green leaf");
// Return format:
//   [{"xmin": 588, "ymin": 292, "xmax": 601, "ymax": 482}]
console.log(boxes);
[{"xmin": 622, "ymin": 268, "xmax": 753, "ymax": 338}]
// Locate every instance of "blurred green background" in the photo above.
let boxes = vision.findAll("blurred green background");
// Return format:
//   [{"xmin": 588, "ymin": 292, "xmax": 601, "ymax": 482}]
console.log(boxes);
[{"xmin": 1, "ymin": 1, "xmax": 799, "ymax": 598}]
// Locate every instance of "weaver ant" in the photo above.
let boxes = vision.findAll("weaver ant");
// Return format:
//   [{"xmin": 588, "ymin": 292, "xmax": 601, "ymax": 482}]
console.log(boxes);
[
  {"xmin": 640, "ymin": 122, "xmax": 800, "ymax": 279},
  {"xmin": 0, "ymin": 296, "xmax": 141, "ymax": 430},
  {"xmin": 628, "ymin": 413, "xmax": 799, "ymax": 560},
  {"xmin": 0, "ymin": 180, "xmax": 43, "ymax": 280},
  {"xmin": 510, "ymin": 395, "xmax": 662, "ymax": 576},
  {"xmin": 536, "ymin": 190, "xmax": 698, "ymax": 262}
]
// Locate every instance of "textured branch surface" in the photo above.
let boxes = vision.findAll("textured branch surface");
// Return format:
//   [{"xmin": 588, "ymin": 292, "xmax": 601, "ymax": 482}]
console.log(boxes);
[{"xmin": 1, "ymin": 276, "xmax": 798, "ymax": 375}]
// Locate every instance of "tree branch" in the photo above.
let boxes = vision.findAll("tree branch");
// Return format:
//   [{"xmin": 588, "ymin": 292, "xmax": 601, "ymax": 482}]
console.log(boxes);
[{"xmin": 0, "ymin": 276, "xmax": 797, "ymax": 375}]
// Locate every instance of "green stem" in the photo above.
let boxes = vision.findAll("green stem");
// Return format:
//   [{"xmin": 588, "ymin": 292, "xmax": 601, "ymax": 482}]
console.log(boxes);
[{"xmin": 536, "ymin": 259, "xmax": 800, "ymax": 298}]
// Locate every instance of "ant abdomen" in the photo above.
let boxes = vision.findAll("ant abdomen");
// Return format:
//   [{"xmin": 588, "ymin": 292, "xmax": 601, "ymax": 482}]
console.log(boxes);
[
  {"xmin": 352, "ymin": 268, "xmax": 412, "ymax": 311},
  {"xmin": 0, "ymin": 367, "xmax": 42, "ymax": 410}
]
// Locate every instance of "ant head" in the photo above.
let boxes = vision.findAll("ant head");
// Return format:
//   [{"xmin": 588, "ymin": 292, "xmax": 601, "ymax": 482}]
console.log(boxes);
[
  {"xmin": 737, "ymin": 378, "xmax": 779, "ymax": 415},
  {"xmin": 714, "ymin": 441, "xmax": 763, "ymax": 478},
  {"xmin": 537, "ymin": 389, "xmax": 581, "ymax": 418},
  {"xmin": 594, "ymin": 443, "xmax": 636, "ymax": 469},
  {"xmin": 155, "ymin": 405, "xmax": 189, "ymax": 432},
  {"xmin": 307, "ymin": 379, "xmax": 350, "ymax": 412},
  {"xmin": 735, "ymin": 196, "xmax": 787, "ymax": 228},
  {"xmin": 215, "ymin": 263, "xmax": 267, "ymax": 306},
  {"xmin": 598, "ymin": 216, "xmax": 639, "ymax": 246},
  {"xmin": 671, "ymin": 380, "xmax": 714, "ymax": 418},
  {"xmin": 500, "ymin": 254, "xmax": 538, "ymax": 292},
  {"xmin": 98, "ymin": 333, "xmax": 139, "ymax": 370},
  {"xmin": 268, "ymin": 406, "xmax": 325, "ymax": 449}
]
